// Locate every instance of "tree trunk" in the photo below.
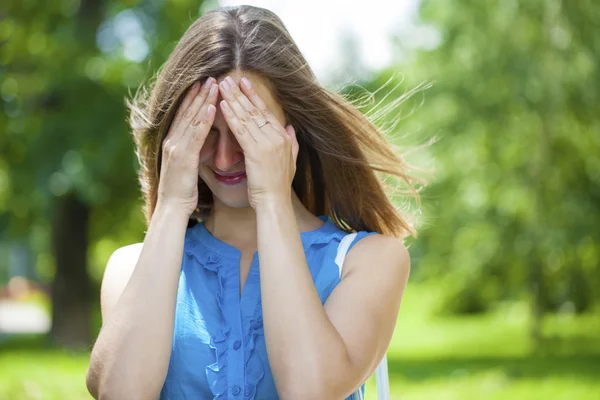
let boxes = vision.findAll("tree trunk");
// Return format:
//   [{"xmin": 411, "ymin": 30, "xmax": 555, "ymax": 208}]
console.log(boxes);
[{"xmin": 50, "ymin": 191, "xmax": 91, "ymax": 348}]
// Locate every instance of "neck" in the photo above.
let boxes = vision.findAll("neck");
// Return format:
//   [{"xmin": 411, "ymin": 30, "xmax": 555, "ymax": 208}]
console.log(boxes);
[{"xmin": 203, "ymin": 191, "xmax": 321, "ymax": 250}]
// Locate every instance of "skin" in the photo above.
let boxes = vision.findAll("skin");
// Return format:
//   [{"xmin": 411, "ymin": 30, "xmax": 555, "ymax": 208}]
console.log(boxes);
[
  {"xmin": 197, "ymin": 70, "xmax": 323, "ymax": 255},
  {"xmin": 86, "ymin": 69, "xmax": 410, "ymax": 399},
  {"xmin": 212, "ymin": 71, "xmax": 410, "ymax": 398}
]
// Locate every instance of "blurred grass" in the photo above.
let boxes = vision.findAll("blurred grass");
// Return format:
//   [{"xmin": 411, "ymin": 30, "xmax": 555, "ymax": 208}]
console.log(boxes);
[
  {"xmin": 0, "ymin": 335, "xmax": 91, "ymax": 400},
  {"xmin": 1, "ymin": 282, "xmax": 599, "ymax": 399},
  {"xmin": 361, "ymin": 282, "xmax": 600, "ymax": 399}
]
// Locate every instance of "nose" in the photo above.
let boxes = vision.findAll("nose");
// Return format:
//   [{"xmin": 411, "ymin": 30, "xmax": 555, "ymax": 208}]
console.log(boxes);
[{"xmin": 213, "ymin": 130, "xmax": 243, "ymax": 172}]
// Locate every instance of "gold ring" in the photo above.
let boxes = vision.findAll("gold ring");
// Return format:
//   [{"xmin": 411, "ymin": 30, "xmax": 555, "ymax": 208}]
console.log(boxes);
[{"xmin": 257, "ymin": 121, "xmax": 269, "ymax": 128}]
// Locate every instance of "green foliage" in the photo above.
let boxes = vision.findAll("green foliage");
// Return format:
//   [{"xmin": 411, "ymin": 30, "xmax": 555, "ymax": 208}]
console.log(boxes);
[
  {"xmin": 1, "ymin": 0, "xmax": 212, "ymax": 280},
  {"xmin": 390, "ymin": 0, "xmax": 600, "ymax": 313}
]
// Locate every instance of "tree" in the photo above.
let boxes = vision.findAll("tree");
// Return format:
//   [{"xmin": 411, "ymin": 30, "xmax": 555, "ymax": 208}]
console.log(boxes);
[
  {"xmin": 389, "ymin": 0, "xmax": 600, "ymax": 335},
  {"xmin": 1, "ymin": 0, "xmax": 208, "ymax": 347}
]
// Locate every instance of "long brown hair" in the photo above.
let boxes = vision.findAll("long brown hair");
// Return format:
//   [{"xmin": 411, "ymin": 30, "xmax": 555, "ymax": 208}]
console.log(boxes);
[{"xmin": 128, "ymin": 5, "xmax": 424, "ymax": 238}]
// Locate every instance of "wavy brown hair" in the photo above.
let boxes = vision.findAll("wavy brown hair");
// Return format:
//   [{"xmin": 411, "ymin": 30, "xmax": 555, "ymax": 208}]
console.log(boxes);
[{"xmin": 128, "ymin": 5, "xmax": 424, "ymax": 238}]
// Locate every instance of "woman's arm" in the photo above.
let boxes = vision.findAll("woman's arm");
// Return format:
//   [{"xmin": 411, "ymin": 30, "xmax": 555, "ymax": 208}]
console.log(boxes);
[
  {"xmin": 216, "ymin": 75, "xmax": 410, "ymax": 398},
  {"xmin": 86, "ymin": 76, "xmax": 217, "ymax": 399},
  {"xmin": 256, "ymin": 198, "xmax": 410, "ymax": 399},
  {"xmin": 86, "ymin": 204, "xmax": 189, "ymax": 399}
]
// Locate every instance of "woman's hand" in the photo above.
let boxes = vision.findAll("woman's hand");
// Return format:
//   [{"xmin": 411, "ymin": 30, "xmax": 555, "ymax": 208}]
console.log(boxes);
[
  {"xmin": 156, "ymin": 77, "xmax": 218, "ymax": 216},
  {"xmin": 218, "ymin": 76, "xmax": 299, "ymax": 209}
]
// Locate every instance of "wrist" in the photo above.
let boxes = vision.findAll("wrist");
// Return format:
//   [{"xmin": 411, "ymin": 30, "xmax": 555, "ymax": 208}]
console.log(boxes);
[
  {"xmin": 254, "ymin": 193, "xmax": 293, "ymax": 215},
  {"xmin": 153, "ymin": 200, "xmax": 192, "ymax": 222}
]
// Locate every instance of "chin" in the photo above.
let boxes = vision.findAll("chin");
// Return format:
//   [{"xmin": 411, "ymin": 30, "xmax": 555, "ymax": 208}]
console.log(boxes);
[{"xmin": 202, "ymin": 179, "xmax": 250, "ymax": 209}]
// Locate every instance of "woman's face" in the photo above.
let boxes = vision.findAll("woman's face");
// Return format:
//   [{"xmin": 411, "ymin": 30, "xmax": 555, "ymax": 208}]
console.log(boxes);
[{"xmin": 197, "ymin": 70, "xmax": 287, "ymax": 208}]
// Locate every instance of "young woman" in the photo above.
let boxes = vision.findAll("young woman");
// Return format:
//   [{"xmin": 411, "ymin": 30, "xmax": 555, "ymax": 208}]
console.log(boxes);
[{"xmin": 87, "ymin": 5, "xmax": 417, "ymax": 400}]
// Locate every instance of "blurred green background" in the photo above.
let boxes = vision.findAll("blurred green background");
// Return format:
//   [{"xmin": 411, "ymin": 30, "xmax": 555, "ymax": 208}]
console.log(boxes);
[{"xmin": 1, "ymin": 0, "xmax": 599, "ymax": 399}]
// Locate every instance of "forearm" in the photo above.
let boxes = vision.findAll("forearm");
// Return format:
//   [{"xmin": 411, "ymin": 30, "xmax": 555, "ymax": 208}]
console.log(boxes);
[
  {"xmin": 256, "ymin": 199, "xmax": 353, "ymax": 398},
  {"xmin": 87, "ymin": 204, "xmax": 189, "ymax": 399}
]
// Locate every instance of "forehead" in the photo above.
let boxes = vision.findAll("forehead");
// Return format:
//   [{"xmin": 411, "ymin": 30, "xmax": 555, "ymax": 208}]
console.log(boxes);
[{"xmin": 215, "ymin": 70, "xmax": 285, "ymax": 123}]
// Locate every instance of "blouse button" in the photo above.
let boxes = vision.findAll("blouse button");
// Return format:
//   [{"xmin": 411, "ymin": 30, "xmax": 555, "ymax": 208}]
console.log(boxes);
[
  {"xmin": 232, "ymin": 385, "xmax": 241, "ymax": 396},
  {"xmin": 244, "ymin": 384, "xmax": 254, "ymax": 397},
  {"xmin": 233, "ymin": 340, "xmax": 242, "ymax": 350}
]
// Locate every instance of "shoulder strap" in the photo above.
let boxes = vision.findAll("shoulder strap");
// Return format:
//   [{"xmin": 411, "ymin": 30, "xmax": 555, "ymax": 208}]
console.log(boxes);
[
  {"xmin": 334, "ymin": 232, "xmax": 357, "ymax": 278},
  {"xmin": 335, "ymin": 233, "xmax": 391, "ymax": 400}
]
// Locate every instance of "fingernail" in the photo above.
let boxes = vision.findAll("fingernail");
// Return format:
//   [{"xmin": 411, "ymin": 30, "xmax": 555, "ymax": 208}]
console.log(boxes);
[
  {"xmin": 241, "ymin": 77, "xmax": 252, "ymax": 89},
  {"xmin": 207, "ymin": 104, "xmax": 215, "ymax": 117},
  {"xmin": 193, "ymin": 81, "xmax": 200, "ymax": 90},
  {"xmin": 220, "ymin": 80, "xmax": 229, "ymax": 91},
  {"xmin": 209, "ymin": 84, "xmax": 217, "ymax": 96},
  {"xmin": 226, "ymin": 76, "xmax": 236, "ymax": 87}
]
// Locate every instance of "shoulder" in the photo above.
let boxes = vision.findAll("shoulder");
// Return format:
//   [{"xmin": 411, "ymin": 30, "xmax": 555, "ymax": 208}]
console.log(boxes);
[
  {"xmin": 100, "ymin": 243, "xmax": 144, "ymax": 323},
  {"xmin": 107, "ymin": 243, "xmax": 144, "ymax": 266},
  {"xmin": 342, "ymin": 234, "xmax": 410, "ymax": 279}
]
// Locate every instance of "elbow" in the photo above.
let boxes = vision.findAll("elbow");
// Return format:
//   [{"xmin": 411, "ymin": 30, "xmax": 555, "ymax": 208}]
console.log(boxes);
[
  {"xmin": 282, "ymin": 362, "xmax": 362, "ymax": 399},
  {"xmin": 279, "ymin": 384, "xmax": 338, "ymax": 400},
  {"xmin": 86, "ymin": 362, "xmax": 157, "ymax": 400},
  {"xmin": 86, "ymin": 362, "xmax": 100, "ymax": 399},
  {"xmin": 277, "ymin": 372, "xmax": 338, "ymax": 400}
]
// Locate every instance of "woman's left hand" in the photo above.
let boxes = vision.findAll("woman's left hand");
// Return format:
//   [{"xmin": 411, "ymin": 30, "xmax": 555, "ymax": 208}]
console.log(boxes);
[{"xmin": 218, "ymin": 76, "xmax": 299, "ymax": 209}]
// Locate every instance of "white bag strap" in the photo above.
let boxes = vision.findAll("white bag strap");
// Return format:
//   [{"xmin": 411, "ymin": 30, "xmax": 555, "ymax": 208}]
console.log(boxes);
[{"xmin": 335, "ymin": 233, "xmax": 391, "ymax": 400}]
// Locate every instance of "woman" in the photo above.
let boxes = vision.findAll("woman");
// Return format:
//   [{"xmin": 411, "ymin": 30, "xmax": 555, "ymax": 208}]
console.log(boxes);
[{"xmin": 87, "ymin": 5, "xmax": 417, "ymax": 400}]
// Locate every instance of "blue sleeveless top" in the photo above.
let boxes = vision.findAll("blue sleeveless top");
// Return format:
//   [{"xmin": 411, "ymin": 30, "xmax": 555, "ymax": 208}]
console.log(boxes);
[{"xmin": 160, "ymin": 215, "xmax": 377, "ymax": 400}]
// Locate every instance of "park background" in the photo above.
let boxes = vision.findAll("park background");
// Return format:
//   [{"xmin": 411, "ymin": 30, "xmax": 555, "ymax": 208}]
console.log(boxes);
[{"xmin": 1, "ymin": 0, "xmax": 599, "ymax": 398}]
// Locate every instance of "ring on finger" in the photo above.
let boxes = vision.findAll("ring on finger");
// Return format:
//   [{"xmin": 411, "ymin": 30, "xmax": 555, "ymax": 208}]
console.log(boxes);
[{"xmin": 257, "ymin": 120, "xmax": 269, "ymax": 128}]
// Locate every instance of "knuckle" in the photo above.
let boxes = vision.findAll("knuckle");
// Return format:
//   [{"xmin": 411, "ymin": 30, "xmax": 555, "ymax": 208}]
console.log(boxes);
[
  {"xmin": 163, "ymin": 139, "xmax": 174, "ymax": 152},
  {"xmin": 192, "ymin": 115, "xmax": 211, "ymax": 128},
  {"xmin": 170, "ymin": 144, "xmax": 183, "ymax": 156},
  {"xmin": 249, "ymin": 108, "xmax": 261, "ymax": 117},
  {"xmin": 163, "ymin": 144, "xmax": 178, "ymax": 158},
  {"xmin": 259, "ymin": 106, "xmax": 271, "ymax": 115},
  {"xmin": 183, "ymin": 108, "xmax": 194, "ymax": 119},
  {"xmin": 190, "ymin": 116, "xmax": 202, "ymax": 127}
]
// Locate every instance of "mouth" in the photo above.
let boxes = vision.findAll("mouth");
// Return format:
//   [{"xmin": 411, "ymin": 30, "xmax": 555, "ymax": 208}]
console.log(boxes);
[{"xmin": 212, "ymin": 169, "xmax": 247, "ymax": 186}]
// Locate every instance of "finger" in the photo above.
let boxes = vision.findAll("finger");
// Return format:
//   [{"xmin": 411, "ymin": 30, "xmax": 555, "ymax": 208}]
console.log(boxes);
[
  {"xmin": 238, "ymin": 77, "xmax": 286, "ymax": 143},
  {"xmin": 220, "ymin": 100, "xmax": 257, "ymax": 150},
  {"xmin": 240, "ymin": 77, "xmax": 279, "ymax": 126},
  {"xmin": 226, "ymin": 76, "xmax": 269, "ymax": 128},
  {"xmin": 219, "ymin": 78, "xmax": 270, "ymax": 142},
  {"xmin": 178, "ymin": 77, "xmax": 215, "ymax": 136},
  {"xmin": 167, "ymin": 81, "xmax": 201, "ymax": 141},
  {"xmin": 183, "ymin": 83, "xmax": 219, "ymax": 148},
  {"xmin": 183, "ymin": 102, "xmax": 216, "ymax": 150}
]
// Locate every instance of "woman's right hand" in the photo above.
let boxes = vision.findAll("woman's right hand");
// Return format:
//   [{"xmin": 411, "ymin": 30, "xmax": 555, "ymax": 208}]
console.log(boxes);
[{"xmin": 156, "ymin": 77, "xmax": 218, "ymax": 216}]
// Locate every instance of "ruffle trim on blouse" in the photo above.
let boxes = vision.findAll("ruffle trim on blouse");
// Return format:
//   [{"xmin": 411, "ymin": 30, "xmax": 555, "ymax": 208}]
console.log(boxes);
[
  {"xmin": 182, "ymin": 216, "xmax": 345, "ymax": 400},
  {"xmin": 184, "ymin": 241, "xmax": 232, "ymax": 400},
  {"xmin": 244, "ymin": 304, "xmax": 265, "ymax": 399}
]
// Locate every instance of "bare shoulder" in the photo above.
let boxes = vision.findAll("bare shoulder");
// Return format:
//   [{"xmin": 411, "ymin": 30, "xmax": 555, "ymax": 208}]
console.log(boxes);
[
  {"xmin": 342, "ymin": 234, "xmax": 410, "ymax": 279},
  {"xmin": 100, "ymin": 243, "xmax": 144, "ymax": 324}
]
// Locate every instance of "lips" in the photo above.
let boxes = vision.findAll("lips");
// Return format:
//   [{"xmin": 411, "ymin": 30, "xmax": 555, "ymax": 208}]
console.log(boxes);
[
  {"xmin": 212, "ymin": 170, "xmax": 247, "ymax": 185},
  {"xmin": 213, "ymin": 170, "xmax": 245, "ymax": 177}
]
